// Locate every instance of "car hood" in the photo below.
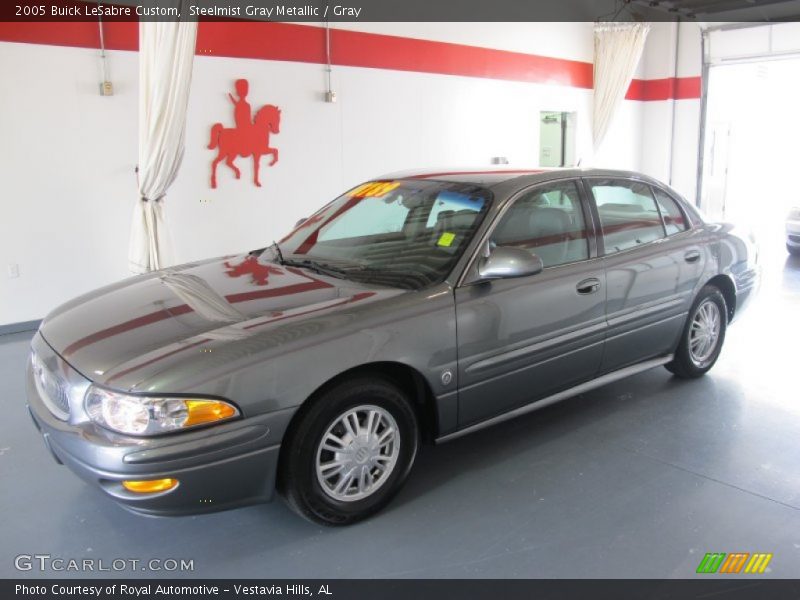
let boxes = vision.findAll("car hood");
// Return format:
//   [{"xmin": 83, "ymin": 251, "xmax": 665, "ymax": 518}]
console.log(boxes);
[{"xmin": 40, "ymin": 253, "xmax": 404, "ymax": 390}]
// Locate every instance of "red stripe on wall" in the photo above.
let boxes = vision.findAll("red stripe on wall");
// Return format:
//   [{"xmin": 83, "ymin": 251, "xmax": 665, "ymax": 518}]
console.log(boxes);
[
  {"xmin": 0, "ymin": 20, "xmax": 137, "ymax": 50},
  {"xmin": 0, "ymin": 20, "xmax": 700, "ymax": 99},
  {"xmin": 626, "ymin": 76, "xmax": 701, "ymax": 101}
]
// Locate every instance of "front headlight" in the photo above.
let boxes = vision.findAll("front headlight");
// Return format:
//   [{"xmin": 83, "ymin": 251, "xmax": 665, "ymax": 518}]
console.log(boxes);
[{"xmin": 84, "ymin": 386, "xmax": 239, "ymax": 436}]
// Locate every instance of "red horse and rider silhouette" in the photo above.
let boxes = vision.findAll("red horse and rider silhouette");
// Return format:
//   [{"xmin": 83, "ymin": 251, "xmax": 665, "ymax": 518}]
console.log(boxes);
[{"xmin": 208, "ymin": 79, "xmax": 281, "ymax": 189}]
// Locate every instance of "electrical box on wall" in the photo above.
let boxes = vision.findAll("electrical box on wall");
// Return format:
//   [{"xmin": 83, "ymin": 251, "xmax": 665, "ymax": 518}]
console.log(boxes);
[
  {"xmin": 100, "ymin": 81, "xmax": 114, "ymax": 96},
  {"xmin": 325, "ymin": 90, "xmax": 337, "ymax": 103}
]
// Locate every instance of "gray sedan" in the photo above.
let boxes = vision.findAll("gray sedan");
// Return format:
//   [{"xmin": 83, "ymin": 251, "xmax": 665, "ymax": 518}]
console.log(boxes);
[{"xmin": 26, "ymin": 168, "xmax": 759, "ymax": 525}]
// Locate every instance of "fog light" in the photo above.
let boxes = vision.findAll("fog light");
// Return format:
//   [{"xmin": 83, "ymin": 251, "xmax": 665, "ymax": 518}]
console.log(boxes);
[{"xmin": 122, "ymin": 478, "xmax": 178, "ymax": 493}]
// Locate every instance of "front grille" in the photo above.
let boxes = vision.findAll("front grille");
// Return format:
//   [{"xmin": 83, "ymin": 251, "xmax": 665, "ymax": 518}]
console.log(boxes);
[{"xmin": 31, "ymin": 351, "xmax": 70, "ymax": 420}]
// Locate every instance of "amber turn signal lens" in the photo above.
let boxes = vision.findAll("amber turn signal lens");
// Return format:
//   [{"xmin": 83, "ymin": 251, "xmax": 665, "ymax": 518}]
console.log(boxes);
[
  {"xmin": 183, "ymin": 399, "xmax": 237, "ymax": 427},
  {"xmin": 122, "ymin": 478, "xmax": 179, "ymax": 493}
]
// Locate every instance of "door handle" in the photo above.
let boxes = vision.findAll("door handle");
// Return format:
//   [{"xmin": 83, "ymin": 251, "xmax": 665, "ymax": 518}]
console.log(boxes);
[
  {"xmin": 684, "ymin": 250, "xmax": 701, "ymax": 263},
  {"xmin": 576, "ymin": 278, "xmax": 601, "ymax": 295}
]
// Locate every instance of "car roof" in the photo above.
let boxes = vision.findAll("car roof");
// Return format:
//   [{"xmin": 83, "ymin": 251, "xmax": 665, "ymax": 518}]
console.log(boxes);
[{"xmin": 380, "ymin": 167, "xmax": 665, "ymax": 188}]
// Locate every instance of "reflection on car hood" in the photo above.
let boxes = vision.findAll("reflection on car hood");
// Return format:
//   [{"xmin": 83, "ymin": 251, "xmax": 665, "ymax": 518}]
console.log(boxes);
[{"xmin": 39, "ymin": 253, "xmax": 404, "ymax": 390}]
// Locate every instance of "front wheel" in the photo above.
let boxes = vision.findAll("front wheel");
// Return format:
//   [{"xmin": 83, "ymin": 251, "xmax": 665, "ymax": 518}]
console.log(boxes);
[
  {"xmin": 277, "ymin": 378, "xmax": 419, "ymax": 525},
  {"xmin": 788, "ymin": 243, "xmax": 800, "ymax": 257},
  {"xmin": 666, "ymin": 285, "xmax": 728, "ymax": 379}
]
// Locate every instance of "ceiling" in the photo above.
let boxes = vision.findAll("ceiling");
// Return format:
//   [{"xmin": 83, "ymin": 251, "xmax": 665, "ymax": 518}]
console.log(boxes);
[{"xmin": 631, "ymin": 0, "xmax": 800, "ymax": 21}]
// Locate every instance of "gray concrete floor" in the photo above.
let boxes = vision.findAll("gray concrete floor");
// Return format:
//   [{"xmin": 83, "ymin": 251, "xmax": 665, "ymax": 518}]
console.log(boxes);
[{"xmin": 1, "ymin": 244, "xmax": 799, "ymax": 579}]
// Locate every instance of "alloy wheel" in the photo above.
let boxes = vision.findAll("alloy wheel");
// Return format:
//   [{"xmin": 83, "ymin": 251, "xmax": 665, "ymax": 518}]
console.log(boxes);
[
  {"xmin": 689, "ymin": 299, "xmax": 721, "ymax": 367},
  {"xmin": 315, "ymin": 405, "xmax": 400, "ymax": 502}
]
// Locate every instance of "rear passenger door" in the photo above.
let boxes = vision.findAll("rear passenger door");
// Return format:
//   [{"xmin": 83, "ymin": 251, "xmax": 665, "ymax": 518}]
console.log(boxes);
[{"xmin": 584, "ymin": 178, "xmax": 704, "ymax": 373}]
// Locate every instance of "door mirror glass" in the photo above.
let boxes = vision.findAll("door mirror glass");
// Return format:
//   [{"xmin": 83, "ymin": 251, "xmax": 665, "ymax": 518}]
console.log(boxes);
[{"xmin": 478, "ymin": 246, "xmax": 544, "ymax": 280}]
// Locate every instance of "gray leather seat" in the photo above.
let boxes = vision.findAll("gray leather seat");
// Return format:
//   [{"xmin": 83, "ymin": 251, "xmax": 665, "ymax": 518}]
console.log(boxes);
[
  {"xmin": 493, "ymin": 205, "xmax": 580, "ymax": 267},
  {"xmin": 526, "ymin": 207, "xmax": 573, "ymax": 266}
]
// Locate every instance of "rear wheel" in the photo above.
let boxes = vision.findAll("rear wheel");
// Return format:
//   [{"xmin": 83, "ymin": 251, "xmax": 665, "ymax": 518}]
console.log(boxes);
[
  {"xmin": 277, "ymin": 377, "xmax": 419, "ymax": 525},
  {"xmin": 666, "ymin": 285, "xmax": 727, "ymax": 379}
]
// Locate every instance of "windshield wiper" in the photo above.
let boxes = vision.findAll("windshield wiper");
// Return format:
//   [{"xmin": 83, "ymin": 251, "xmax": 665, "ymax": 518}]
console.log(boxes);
[{"xmin": 281, "ymin": 258, "xmax": 352, "ymax": 279}]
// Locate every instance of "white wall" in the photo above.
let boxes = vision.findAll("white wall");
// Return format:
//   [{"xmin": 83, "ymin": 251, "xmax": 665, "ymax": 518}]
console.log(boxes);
[
  {"xmin": 638, "ymin": 21, "xmax": 703, "ymax": 202},
  {"xmin": 0, "ymin": 22, "xmax": 647, "ymax": 326}
]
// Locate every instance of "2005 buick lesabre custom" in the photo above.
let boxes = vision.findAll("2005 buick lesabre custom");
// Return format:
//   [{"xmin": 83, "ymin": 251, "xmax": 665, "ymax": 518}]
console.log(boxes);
[{"xmin": 27, "ymin": 168, "xmax": 759, "ymax": 525}]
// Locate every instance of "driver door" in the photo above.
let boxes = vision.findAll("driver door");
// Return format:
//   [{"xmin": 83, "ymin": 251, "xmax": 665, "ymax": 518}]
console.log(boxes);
[{"xmin": 454, "ymin": 179, "xmax": 606, "ymax": 426}]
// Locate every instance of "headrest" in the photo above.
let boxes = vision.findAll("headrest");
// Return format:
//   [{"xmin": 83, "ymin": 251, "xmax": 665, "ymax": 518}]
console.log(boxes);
[{"xmin": 529, "ymin": 206, "xmax": 571, "ymax": 236}]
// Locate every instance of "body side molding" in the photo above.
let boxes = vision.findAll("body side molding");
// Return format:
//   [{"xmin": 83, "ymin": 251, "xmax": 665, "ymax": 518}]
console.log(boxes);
[{"xmin": 436, "ymin": 354, "xmax": 674, "ymax": 443}]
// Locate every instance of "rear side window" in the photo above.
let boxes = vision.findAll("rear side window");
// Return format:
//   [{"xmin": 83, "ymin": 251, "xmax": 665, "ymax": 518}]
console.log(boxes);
[
  {"xmin": 652, "ymin": 187, "xmax": 689, "ymax": 235},
  {"xmin": 589, "ymin": 180, "xmax": 666, "ymax": 254},
  {"xmin": 491, "ymin": 180, "xmax": 589, "ymax": 268}
]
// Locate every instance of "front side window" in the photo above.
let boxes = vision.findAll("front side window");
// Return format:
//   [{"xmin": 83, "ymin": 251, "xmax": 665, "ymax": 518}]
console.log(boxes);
[
  {"xmin": 589, "ymin": 179, "xmax": 666, "ymax": 254},
  {"xmin": 491, "ymin": 180, "xmax": 589, "ymax": 268},
  {"xmin": 278, "ymin": 179, "xmax": 491, "ymax": 290}
]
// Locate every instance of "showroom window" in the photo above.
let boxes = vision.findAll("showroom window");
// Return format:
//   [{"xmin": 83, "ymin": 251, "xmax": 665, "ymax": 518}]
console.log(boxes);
[
  {"xmin": 491, "ymin": 180, "xmax": 589, "ymax": 268},
  {"xmin": 652, "ymin": 187, "xmax": 689, "ymax": 235},
  {"xmin": 589, "ymin": 179, "xmax": 666, "ymax": 254}
]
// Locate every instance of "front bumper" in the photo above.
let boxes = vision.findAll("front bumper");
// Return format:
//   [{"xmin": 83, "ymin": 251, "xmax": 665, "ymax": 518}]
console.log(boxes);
[{"xmin": 26, "ymin": 333, "xmax": 289, "ymax": 517}]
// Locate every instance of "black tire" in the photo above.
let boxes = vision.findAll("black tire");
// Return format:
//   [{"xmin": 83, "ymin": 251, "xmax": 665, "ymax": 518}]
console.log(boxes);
[
  {"xmin": 666, "ymin": 285, "xmax": 728, "ymax": 379},
  {"xmin": 277, "ymin": 377, "xmax": 419, "ymax": 525},
  {"xmin": 788, "ymin": 244, "xmax": 800, "ymax": 257}
]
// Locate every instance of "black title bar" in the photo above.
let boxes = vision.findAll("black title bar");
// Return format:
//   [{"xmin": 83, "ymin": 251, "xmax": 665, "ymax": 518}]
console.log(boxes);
[
  {"xmin": 6, "ymin": 579, "xmax": 800, "ymax": 600},
  {"xmin": 3, "ymin": 0, "xmax": 784, "ymax": 23}
]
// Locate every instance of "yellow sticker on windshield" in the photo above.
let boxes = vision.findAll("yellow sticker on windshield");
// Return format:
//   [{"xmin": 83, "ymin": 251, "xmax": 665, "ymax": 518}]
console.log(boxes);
[
  {"xmin": 349, "ymin": 181, "xmax": 401, "ymax": 199},
  {"xmin": 437, "ymin": 232, "xmax": 456, "ymax": 247}
]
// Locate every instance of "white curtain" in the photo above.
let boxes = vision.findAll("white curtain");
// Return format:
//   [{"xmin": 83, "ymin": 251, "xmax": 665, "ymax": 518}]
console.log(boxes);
[
  {"xmin": 592, "ymin": 22, "xmax": 650, "ymax": 154},
  {"xmin": 129, "ymin": 15, "xmax": 198, "ymax": 274}
]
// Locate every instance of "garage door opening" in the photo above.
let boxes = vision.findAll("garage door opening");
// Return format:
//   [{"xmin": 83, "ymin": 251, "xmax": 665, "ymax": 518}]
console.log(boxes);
[{"xmin": 699, "ymin": 24, "xmax": 800, "ymax": 259}]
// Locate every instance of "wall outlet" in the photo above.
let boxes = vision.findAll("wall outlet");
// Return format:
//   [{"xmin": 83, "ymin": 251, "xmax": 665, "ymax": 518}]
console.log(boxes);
[
  {"xmin": 100, "ymin": 81, "xmax": 114, "ymax": 96},
  {"xmin": 7, "ymin": 263, "xmax": 19, "ymax": 279},
  {"xmin": 325, "ymin": 90, "xmax": 337, "ymax": 103}
]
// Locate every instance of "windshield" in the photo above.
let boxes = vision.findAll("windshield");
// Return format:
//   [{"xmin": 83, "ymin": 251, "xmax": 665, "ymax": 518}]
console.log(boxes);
[{"xmin": 277, "ymin": 179, "xmax": 492, "ymax": 290}]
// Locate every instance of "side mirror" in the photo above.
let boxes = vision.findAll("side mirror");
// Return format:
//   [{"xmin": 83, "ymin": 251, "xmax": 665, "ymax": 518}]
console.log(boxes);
[
  {"xmin": 294, "ymin": 217, "xmax": 307, "ymax": 228},
  {"xmin": 478, "ymin": 246, "xmax": 544, "ymax": 280}
]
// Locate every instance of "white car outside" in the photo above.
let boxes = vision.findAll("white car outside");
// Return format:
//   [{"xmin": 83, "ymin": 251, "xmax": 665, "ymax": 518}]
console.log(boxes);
[{"xmin": 787, "ymin": 207, "xmax": 800, "ymax": 256}]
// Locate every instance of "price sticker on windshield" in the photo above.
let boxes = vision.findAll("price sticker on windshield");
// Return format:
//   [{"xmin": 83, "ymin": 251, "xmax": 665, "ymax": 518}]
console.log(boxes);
[
  {"xmin": 437, "ymin": 232, "xmax": 456, "ymax": 247},
  {"xmin": 349, "ymin": 181, "xmax": 401, "ymax": 199}
]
